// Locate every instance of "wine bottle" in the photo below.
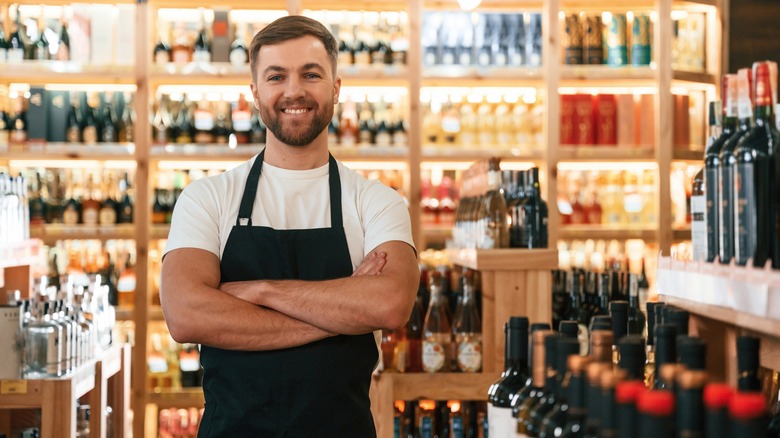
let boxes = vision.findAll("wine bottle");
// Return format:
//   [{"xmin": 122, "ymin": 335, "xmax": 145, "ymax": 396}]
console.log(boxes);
[
  {"xmin": 229, "ymin": 24, "xmax": 248, "ymax": 67},
  {"xmin": 454, "ymin": 274, "xmax": 482, "ymax": 373},
  {"xmin": 676, "ymin": 368, "xmax": 707, "ymax": 437},
  {"xmin": 514, "ymin": 330, "xmax": 555, "ymax": 437},
  {"xmin": 651, "ymin": 324, "xmax": 677, "ymax": 390},
  {"xmin": 81, "ymin": 94, "xmax": 99, "ymax": 145},
  {"xmin": 56, "ymin": 19, "xmax": 70, "ymax": 61},
  {"xmin": 488, "ymin": 317, "xmax": 530, "ymax": 437},
  {"xmin": 30, "ymin": 17, "xmax": 49, "ymax": 60},
  {"xmin": 609, "ymin": 301, "xmax": 629, "ymax": 362},
  {"xmin": 728, "ymin": 392, "xmax": 768, "ymax": 436},
  {"xmin": 734, "ymin": 61, "xmax": 780, "ymax": 267},
  {"xmin": 153, "ymin": 24, "xmax": 172, "ymax": 64},
  {"xmin": 616, "ymin": 335, "xmax": 646, "ymax": 381},
  {"xmin": 117, "ymin": 93, "xmax": 135, "ymax": 144},
  {"xmin": 637, "ymin": 390, "xmax": 675, "ymax": 438},
  {"xmin": 0, "ymin": 26, "xmax": 7, "ymax": 61},
  {"xmin": 703, "ymin": 383, "xmax": 734, "ymax": 438},
  {"xmin": 522, "ymin": 167, "xmax": 548, "ymax": 248},
  {"xmin": 482, "ymin": 158, "xmax": 509, "ymax": 248},
  {"xmin": 594, "ymin": 368, "xmax": 623, "ymax": 438},
  {"xmin": 541, "ymin": 355, "xmax": 592, "ymax": 438},
  {"xmin": 117, "ymin": 173, "xmax": 133, "ymax": 224},
  {"xmin": 99, "ymin": 93, "xmax": 118, "ymax": 143},
  {"xmin": 7, "ymin": 8, "xmax": 26, "ymax": 63},
  {"xmin": 614, "ymin": 380, "xmax": 646, "ymax": 438},
  {"xmin": 525, "ymin": 337, "xmax": 580, "ymax": 437},
  {"xmin": 81, "ymin": 174, "xmax": 100, "ymax": 226},
  {"xmin": 422, "ymin": 271, "xmax": 452, "ymax": 373},
  {"xmin": 567, "ymin": 272, "xmax": 589, "ymax": 355},
  {"xmin": 718, "ymin": 68, "xmax": 753, "ymax": 264},
  {"xmin": 677, "ymin": 336, "xmax": 707, "ymax": 371},
  {"xmin": 626, "ymin": 274, "xmax": 646, "ymax": 336},
  {"xmin": 736, "ymin": 335, "xmax": 761, "ymax": 391},
  {"xmin": 99, "ymin": 174, "xmax": 118, "ymax": 226},
  {"xmin": 192, "ymin": 10, "xmax": 211, "ymax": 64}
]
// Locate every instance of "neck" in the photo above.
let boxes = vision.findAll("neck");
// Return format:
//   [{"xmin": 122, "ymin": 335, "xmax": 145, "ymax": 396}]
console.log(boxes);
[{"xmin": 263, "ymin": 133, "xmax": 330, "ymax": 170}]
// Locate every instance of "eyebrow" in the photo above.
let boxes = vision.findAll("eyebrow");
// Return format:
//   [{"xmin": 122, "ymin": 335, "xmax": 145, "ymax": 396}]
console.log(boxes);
[{"xmin": 262, "ymin": 63, "xmax": 328, "ymax": 77}]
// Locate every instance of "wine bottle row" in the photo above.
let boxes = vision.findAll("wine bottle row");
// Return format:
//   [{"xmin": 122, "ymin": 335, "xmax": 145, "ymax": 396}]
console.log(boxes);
[
  {"xmin": 382, "ymin": 266, "xmax": 483, "ymax": 374},
  {"xmin": 486, "ymin": 306, "xmax": 780, "ymax": 437},
  {"xmin": 451, "ymin": 159, "xmax": 548, "ymax": 250},
  {"xmin": 692, "ymin": 60, "xmax": 780, "ymax": 268},
  {"xmin": 157, "ymin": 406, "xmax": 204, "ymax": 438},
  {"xmin": 0, "ymin": 90, "xmax": 135, "ymax": 146},
  {"xmin": 1, "ymin": 274, "xmax": 116, "ymax": 380},
  {"xmin": 394, "ymin": 400, "xmax": 488, "ymax": 438},
  {"xmin": 422, "ymin": 12, "xmax": 542, "ymax": 68}
]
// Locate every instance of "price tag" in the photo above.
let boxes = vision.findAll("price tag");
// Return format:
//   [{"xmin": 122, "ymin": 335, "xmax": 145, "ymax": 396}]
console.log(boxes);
[{"xmin": 1, "ymin": 380, "xmax": 28, "ymax": 395}]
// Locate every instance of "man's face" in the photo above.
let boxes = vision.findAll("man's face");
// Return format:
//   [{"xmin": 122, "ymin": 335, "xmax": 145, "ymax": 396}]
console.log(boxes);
[{"xmin": 250, "ymin": 35, "xmax": 340, "ymax": 148}]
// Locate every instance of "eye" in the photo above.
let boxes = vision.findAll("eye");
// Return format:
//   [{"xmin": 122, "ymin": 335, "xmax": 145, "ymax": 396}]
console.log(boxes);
[
  {"xmin": 267, "ymin": 75, "xmax": 283, "ymax": 81},
  {"xmin": 304, "ymin": 73, "xmax": 321, "ymax": 79}
]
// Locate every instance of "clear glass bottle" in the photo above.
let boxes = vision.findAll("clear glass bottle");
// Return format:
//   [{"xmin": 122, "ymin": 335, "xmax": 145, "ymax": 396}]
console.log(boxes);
[
  {"xmin": 23, "ymin": 302, "xmax": 62, "ymax": 378},
  {"xmin": 453, "ymin": 274, "xmax": 482, "ymax": 373},
  {"xmin": 422, "ymin": 271, "xmax": 452, "ymax": 373}
]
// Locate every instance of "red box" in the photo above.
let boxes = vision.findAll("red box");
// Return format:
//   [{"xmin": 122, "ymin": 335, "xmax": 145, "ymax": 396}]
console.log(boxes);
[
  {"xmin": 560, "ymin": 94, "xmax": 576, "ymax": 145},
  {"xmin": 595, "ymin": 94, "xmax": 617, "ymax": 145},
  {"xmin": 574, "ymin": 94, "xmax": 596, "ymax": 145}
]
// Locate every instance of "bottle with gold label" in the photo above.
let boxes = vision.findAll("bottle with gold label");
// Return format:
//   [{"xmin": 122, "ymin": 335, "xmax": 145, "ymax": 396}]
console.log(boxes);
[
  {"xmin": 99, "ymin": 174, "xmax": 118, "ymax": 226},
  {"xmin": 422, "ymin": 271, "xmax": 452, "ymax": 373},
  {"xmin": 66, "ymin": 94, "xmax": 82, "ymax": 143},
  {"xmin": 453, "ymin": 271, "xmax": 482, "ymax": 373},
  {"xmin": 81, "ymin": 174, "xmax": 101, "ymax": 226}
]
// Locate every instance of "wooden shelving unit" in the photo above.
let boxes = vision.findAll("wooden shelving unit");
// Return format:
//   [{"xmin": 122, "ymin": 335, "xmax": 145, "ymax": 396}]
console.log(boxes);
[{"xmin": 0, "ymin": 0, "xmax": 728, "ymax": 435}]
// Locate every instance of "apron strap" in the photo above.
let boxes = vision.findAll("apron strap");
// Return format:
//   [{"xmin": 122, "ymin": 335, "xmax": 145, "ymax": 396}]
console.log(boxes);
[
  {"xmin": 236, "ymin": 149, "xmax": 265, "ymax": 226},
  {"xmin": 328, "ymin": 154, "xmax": 343, "ymax": 229},
  {"xmin": 236, "ymin": 150, "xmax": 344, "ymax": 229}
]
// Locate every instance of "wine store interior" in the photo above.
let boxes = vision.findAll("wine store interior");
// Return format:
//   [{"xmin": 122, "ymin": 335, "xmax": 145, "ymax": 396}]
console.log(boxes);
[{"xmin": 1, "ymin": 0, "xmax": 780, "ymax": 436}]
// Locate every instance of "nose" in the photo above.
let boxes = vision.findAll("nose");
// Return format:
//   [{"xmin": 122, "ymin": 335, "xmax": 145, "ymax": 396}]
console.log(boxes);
[{"xmin": 283, "ymin": 76, "xmax": 305, "ymax": 99}]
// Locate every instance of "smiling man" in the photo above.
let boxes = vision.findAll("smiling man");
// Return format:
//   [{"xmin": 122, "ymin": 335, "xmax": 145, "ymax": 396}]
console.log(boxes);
[{"xmin": 159, "ymin": 16, "xmax": 419, "ymax": 437}]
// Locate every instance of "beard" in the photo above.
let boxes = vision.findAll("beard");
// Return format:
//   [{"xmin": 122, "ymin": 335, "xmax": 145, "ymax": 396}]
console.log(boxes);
[{"xmin": 259, "ymin": 95, "xmax": 334, "ymax": 147}]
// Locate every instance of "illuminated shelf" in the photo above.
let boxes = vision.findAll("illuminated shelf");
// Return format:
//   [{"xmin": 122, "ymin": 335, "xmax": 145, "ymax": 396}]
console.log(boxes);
[
  {"xmin": 558, "ymin": 146, "xmax": 655, "ymax": 162},
  {"xmin": 561, "ymin": 65, "xmax": 654, "ymax": 80},
  {"xmin": 424, "ymin": 0, "xmax": 543, "ymax": 10},
  {"xmin": 30, "ymin": 224, "xmax": 136, "ymax": 243},
  {"xmin": 423, "ymin": 146, "xmax": 543, "ymax": 162},
  {"xmin": 303, "ymin": 0, "xmax": 410, "ymax": 10},
  {"xmin": 561, "ymin": 0, "xmax": 655, "ymax": 12},
  {"xmin": 672, "ymin": 227, "xmax": 691, "ymax": 241},
  {"xmin": 673, "ymin": 148, "xmax": 705, "ymax": 161},
  {"xmin": 146, "ymin": 388, "xmax": 204, "ymax": 409},
  {"xmin": 559, "ymin": 225, "xmax": 657, "ymax": 241},
  {"xmin": 0, "ymin": 61, "xmax": 135, "ymax": 84},
  {"xmin": 152, "ymin": 225, "xmax": 172, "ymax": 241},
  {"xmin": 673, "ymin": 70, "xmax": 718, "ymax": 85},
  {"xmin": 151, "ymin": 144, "xmax": 409, "ymax": 163},
  {"xmin": 1, "ymin": 143, "xmax": 135, "ymax": 161},
  {"xmin": 446, "ymin": 248, "xmax": 558, "ymax": 271},
  {"xmin": 423, "ymin": 66, "xmax": 543, "ymax": 87}
]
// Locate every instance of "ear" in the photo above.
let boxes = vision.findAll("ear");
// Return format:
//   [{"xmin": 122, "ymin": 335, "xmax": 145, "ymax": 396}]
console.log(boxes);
[
  {"xmin": 249, "ymin": 82, "xmax": 261, "ymax": 110},
  {"xmin": 333, "ymin": 76, "xmax": 342, "ymax": 104}
]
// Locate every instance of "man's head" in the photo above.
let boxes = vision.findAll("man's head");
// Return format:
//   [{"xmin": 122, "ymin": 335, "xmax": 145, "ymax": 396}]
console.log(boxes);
[
  {"xmin": 249, "ymin": 15, "xmax": 339, "ymax": 83},
  {"xmin": 248, "ymin": 16, "xmax": 341, "ymax": 148}
]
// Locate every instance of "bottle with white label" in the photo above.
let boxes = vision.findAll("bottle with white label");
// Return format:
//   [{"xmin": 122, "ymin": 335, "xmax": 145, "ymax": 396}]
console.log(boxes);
[
  {"xmin": 488, "ymin": 316, "xmax": 530, "ymax": 438},
  {"xmin": 454, "ymin": 274, "xmax": 482, "ymax": 373},
  {"xmin": 422, "ymin": 271, "xmax": 452, "ymax": 373}
]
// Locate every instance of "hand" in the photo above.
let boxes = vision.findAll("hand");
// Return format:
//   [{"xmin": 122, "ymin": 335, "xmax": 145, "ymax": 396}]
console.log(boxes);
[
  {"xmin": 219, "ymin": 281, "xmax": 258, "ymax": 304},
  {"xmin": 352, "ymin": 251, "xmax": 387, "ymax": 277}
]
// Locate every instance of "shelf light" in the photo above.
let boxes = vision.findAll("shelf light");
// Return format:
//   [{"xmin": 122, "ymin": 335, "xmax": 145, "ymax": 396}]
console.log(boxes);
[
  {"xmin": 421, "ymin": 161, "xmax": 536, "ymax": 172},
  {"xmin": 557, "ymin": 161, "xmax": 658, "ymax": 172},
  {"xmin": 9, "ymin": 160, "xmax": 136, "ymax": 170},
  {"xmin": 157, "ymin": 161, "xmax": 244, "ymax": 171}
]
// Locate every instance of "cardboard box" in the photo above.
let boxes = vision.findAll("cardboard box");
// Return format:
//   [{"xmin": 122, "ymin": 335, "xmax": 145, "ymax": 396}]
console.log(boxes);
[
  {"xmin": 90, "ymin": 5, "xmax": 114, "ymax": 65},
  {"xmin": 560, "ymin": 94, "xmax": 576, "ymax": 145},
  {"xmin": 114, "ymin": 5, "xmax": 136, "ymax": 65},
  {"xmin": 212, "ymin": 9, "xmax": 231, "ymax": 63},
  {"xmin": 0, "ymin": 304, "xmax": 22, "ymax": 379},
  {"xmin": 27, "ymin": 87, "xmax": 48, "ymax": 143},
  {"xmin": 595, "ymin": 94, "xmax": 617, "ymax": 145},
  {"xmin": 47, "ymin": 90, "xmax": 71, "ymax": 143},
  {"xmin": 574, "ymin": 94, "xmax": 595, "ymax": 145},
  {"xmin": 673, "ymin": 94, "xmax": 690, "ymax": 149},
  {"xmin": 637, "ymin": 93, "xmax": 655, "ymax": 148}
]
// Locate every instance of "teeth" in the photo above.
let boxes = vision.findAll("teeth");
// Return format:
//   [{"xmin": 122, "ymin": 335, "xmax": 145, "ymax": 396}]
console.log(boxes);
[{"xmin": 284, "ymin": 109, "xmax": 308, "ymax": 114}]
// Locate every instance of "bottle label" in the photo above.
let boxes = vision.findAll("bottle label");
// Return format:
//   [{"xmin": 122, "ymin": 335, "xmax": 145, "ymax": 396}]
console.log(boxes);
[
  {"xmin": 457, "ymin": 340, "xmax": 482, "ymax": 372},
  {"xmin": 82, "ymin": 126, "xmax": 98, "ymax": 144},
  {"xmin": 47, "ymin": 330, "xmax": 61, "ymax": 376},
  {"xmin": 67, "ymin": 127, "xmax": 81, "ymax": 143},
  {"xmin": 99, "ymin": 207, "xmax": 117, "ymax": 225},
  {"xmin": 192, "ymin": 50, "xmax": 211, "ymax": 64},
  {"xmin": 487, "ymin": 405, "xmax": 514, "ymax": 438},
  {"xmin": 422, "ymin": 340, "xmax": 446, "ymax": 372},
  {"xmin": 419, "ymin": 416, "xmax": 433, "ymax": 438},
  {"xmin": 154, "ymin": 51, "xmax": 170, "ymax": 64},
  {"xmin": 232, "ymin": 112, "xmax": 251, "ymax": 132},
  {"xmin": 704, "ymin": 166, "xmax": 720, "ymax": 261},
  {"xmin": 82, "ymin": 208, "xmax": 99, "ymax": 226},
  {"xmin": 63, "ymin": 206, "xmax": 79, "ymax": 225},
  {"xmin": 735, "ymin": 162, "xmax": 757, "ymax": 264},
  {"xmin": 194, "ymin": 111, "xmax": 214, "ymax": 131},
  {"xmin": 691, "ymin": 194, "xmax": 707, "ymax": 261},
  {"xmin": 148, "ymin": 355, "xmax": 168, "ymax": 373},
  {"xmin": 375, "ymin": 131, "xmax": 392, "ymax": 147},
  {"xmin": 451, "ymin": 416, "xmax": 464, "ymax": 438}
]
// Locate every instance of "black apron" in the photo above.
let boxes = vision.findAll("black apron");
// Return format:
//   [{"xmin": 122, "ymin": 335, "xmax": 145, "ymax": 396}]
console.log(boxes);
[{"xmin": 198, "ymin": 150, "xmax": 378, "ymax": 437}]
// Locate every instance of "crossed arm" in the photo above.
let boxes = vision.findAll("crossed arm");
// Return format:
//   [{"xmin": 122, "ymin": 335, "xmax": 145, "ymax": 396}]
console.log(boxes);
[{"xmin": 160, "ymin": 240, "xmax": 419, "ymax": 351}]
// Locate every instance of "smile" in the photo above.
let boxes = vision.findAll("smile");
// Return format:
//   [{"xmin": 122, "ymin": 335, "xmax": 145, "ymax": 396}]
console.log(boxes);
[{"xmin": 283, "ymin": 108, "xmax": 311, "ymax": 114}]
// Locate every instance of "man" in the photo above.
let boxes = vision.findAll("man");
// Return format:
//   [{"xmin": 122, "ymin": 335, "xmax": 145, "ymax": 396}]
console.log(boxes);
[{"xmin": 160, "ymin": 15, "xmax": 419, "ymax": 437}]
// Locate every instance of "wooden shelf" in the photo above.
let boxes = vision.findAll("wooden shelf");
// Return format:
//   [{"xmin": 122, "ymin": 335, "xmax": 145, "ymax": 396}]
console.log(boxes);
[
  {"xmin": 0, "ymin": 61, "xmax": 135, "ymax": 84},
  {"xmin": 423, "ymin": 66, "xmax": 543, "ymax": 86},
  {"xmin": 673, "ymin": 70, "xmax": 718, "ymax": 85},
  {"xmin": 672, "ymin": 227, "xmax": 691, "ymax": 241},
  {"xmin": 371, "ymin": 372, "xmax": 497, "ymax": 401},
  {"xmin": 422, "ymin": 146, "xmax": 543, "ymax": 162},
  {"xmin": 151, "ymin": 225, "xmax": 172, "ymax": 240},
  {"xmin": 446, "ymin": 248, "xmax": 558, "ymax": 271},
  {"xmin": 558, "ymin": 146, "xmax": 655, "ymax": 162},
  {"xmin": 146, "ymin": 388, "xmax": 205, "ymax": 409},
  {"xmin": 424, "ymin": 0, "xmax": 544, "ymax": 10},
  {"xmin": 673, "ymin": 148, "xmax": 705, "ymax": 161},
  {"xmin": 116, "ymin": 306, "xmax": 165, "ymax": 321},
  {"xmin": 302, "ymin": 0, "xmax": 410, "ymax": 10},
  {"xmin": 561, "ymin": 0, "xmax": 655, "ymax": 11},
  {"xmin": 30, "ymin": 224, "xmax": 137, "ymax": 243},
  {"xmin": 0, "ymin": 143, "xmax": 135, "ymax": 161},
  {"xmin": 559, "ymin": 225, "xmax": 657, "ymax": 241},
  {"xmin": 151, "ymin": 144, "xmax": 409, "ymax": 163},
  {"xmin": 560, "ymin": 65, "xmax": 655, "ymax": 82}
]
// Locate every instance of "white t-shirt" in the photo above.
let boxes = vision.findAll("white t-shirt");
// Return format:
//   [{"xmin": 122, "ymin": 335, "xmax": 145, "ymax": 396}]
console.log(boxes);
[{"xmin": 164, "ymin": 153, "xmax": 415, "ymax": 269}]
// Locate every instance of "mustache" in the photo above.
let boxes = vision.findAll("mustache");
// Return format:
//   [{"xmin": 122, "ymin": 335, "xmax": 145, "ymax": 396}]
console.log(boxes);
[{"xmin": 275, "ymin": 99, "xmax": 317, "ymax": 110}]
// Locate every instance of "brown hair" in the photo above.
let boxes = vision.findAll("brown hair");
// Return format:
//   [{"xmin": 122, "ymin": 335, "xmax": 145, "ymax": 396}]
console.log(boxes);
[{"xmin": 249, "ymin": 15, "xmax": 338, "ymax": 82}]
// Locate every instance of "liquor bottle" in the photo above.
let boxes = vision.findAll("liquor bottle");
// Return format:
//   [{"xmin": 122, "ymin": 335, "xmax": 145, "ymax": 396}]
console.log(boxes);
[
  {"xmin": 481, "ymin": 158, "xmax": 509, "ymax": 249},
  {"xmin": 152, "ymin": 95, "xmax": 171, "ymax": 145},
  {"xmin": 23, "ymin": 302, "xmax": 62, "ymax": 378},
  {"xmin": 626, "ymin": 274, "xmax": 646, "ymax": 336},
  {"xmin": 339, "ymin": 99, "xmax": 359, "ymax": 147},
  {"xmin": 55, "ymin": 20, "xmax": 70, "ymax": 61},
  {"xmin": 404, "ymin": 285, "xmax": 424, "ymax": 373},
  {"xmin": 734, "ymin": 61, "xmax": 780, "ymax": 267},
  {"xmin": 193, "ymin": 99, "xmax": 215, "ymax": 144},
  {"xmin": 117, "ymin": 173, "xmax": 133, "ymax": 224},
  {"xmin": 153, "ymin": 24, "xmax": 172, "ymax": 64},
  {"xmin": 736, "ymin": 335, "xmax": 761, "ymax": 391},
  {"xmin": 6, "ymin": 8, "xmax": 26, "ymax": 63},
  {"xmin": 99, "ymin": 94, "xmax": 118, "ymax": 143},
  {"xmin": 28, "ymin": 172, "xmax": 47, "ymax": 226},
  {"xmin": 192, "ymin": 10, "xmax": 211, "ymax": 63},
  {"xmin": 179, "ymin": 343, "xmax": 201, "ymax": 387},
  {"xmin": 522, "ymin": 168, "xmax": 549, "ymax": 249},
  {"xmin": 488, "ymin": 317, "xmax": 530, "ymax": 437},
  {"xmin": 637, "ymin": 390, "xmax": 675, "ymax": 438},
  {"xmin": 540, "ymin": 354, "xmax": 592, "ymax": 438},
  {"xmin": 691, "ymin": 163, "xmax": 706, "ymax": 262},
  {"xmin": 453, "ymin": 273, "xmax": 481, "ymax": 373},
  {"xmin": 703, "ymin": 383, "xmax": 734, "ymax": 438},
  {"xmin": 116, "ymin": 253, "xmax": 136, "ymax": 308},
  {"xmin": 229, "ymin": 24, "xmax": 248, "ymax": 67},
  {"xmin": 81, "ymin": 95, "xmax": 99, "ymax": 145},
  {"xmin": 250, "ymin": 107, "xmax": 266, "ymax": 144},
  {"xmin": 567, "ymin": 272, "xmax": 590, "ymax": 355},
  {"xmin": 117, "ymin": 93, "xmax": 135, "ymax": 143},
  {"xmin": 170, "ymin": 22, "xmax": 192, "ymax": 64},
  {"xmin": 728, "ymin": 392, "xmax": 768, "ymax": 436},
  {"xmin": 81, "ymin": 175, "xmax": 100, "ymax": 226},
  {"xmin": 62, "ymin": 181, "xmax": 81, "ymax": 225},
  {"xmin": 9, "ymin": 96, "xmax": 27, "ymax": 145},
  {"xmin": 99, "ymin": 175, "xmax": 118, "ymax": 226},
  {"xmin": 515, "ymin": 330, "xmax": 557, "ymax": 437},
  {"xmin": 614, "ymin": 380, "xmax": 646, "ymax": 438},
  {"xmin": 676, "ymin": 368, "xmax": 707, "ymax": 437},
  {"xmin": 718, "ymin": 68, "xmax": 753, "ymax": 264},
  {"xmin": 678, "ymin": 336, "xmax": 706, "ymax": 372},
  {"xmin": 593, "ymin": 368, "xmax": 623, "ymax": 437},
  {"xmin": 63, "ymin": 97, "xmax": 80, "ymax": 142},
  {"xmin": 526, "ymin": 337, "xmax": 580, "ymax": 437},
  {"xmin": 30, "ymin": 18, "xmax": 50, "ymax": 60},
  {"xmin": 422, "ymin": 271, "xmax": 452, "ymax": 373},
  {"xmin": 0, "ymin": 27, "xmax": 7, "ymax": 61}
]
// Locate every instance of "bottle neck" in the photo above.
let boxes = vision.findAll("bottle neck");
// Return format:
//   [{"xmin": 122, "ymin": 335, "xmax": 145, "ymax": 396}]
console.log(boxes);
[{"xmin": 754, "ymin": 104, "xmax": 775, "ymax": 127}]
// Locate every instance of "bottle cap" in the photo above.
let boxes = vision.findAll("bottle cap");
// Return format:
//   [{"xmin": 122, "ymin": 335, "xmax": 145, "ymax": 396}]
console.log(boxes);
[
  {"xmin": 556, "ymin": 337, "xmax": 581, "ymax": 375},
  {"xmin": 722, "ymin": 73, "xmax": 739, "ymax": 117},
  {"xmin": 654, "ymin": 324, "xmax": 677, "ymax": 365},
  {"xmin": 637, "ymin": 390, "xmax": 675, "ymax": 416},
  {"xmin": 589, "ymin": 330, "xmax": 614, "ymax": 363},
  {"xmin": 677, "ymin": 336, "xmax": 707, "ymax": 371},
  {"xmin": 752, "ymin": 61, "xmax": 773, "ymax": 107},
  {"xmin": 617, "ymin": 335, "xmax": 646, "ymax": 378},
  {"xmin": 728, "ymin": 392, "xmax": 767, "ymax": 420},
  {"xmin": 544, "ymin": 334, "xmax": 559, "ymax": 368},
  {"xmin": 509, "ymin": 316, "xmax": 530, "ymax": 330},
  {"xmin": 531, "ymin": 322, "xmax": 551, "ymax": 332},
  {"xmin": 736, "ymin": 336, "xmax": 760, "ymax": 373},
  {"xmin": 667, "ymin": 309, "xmax": 689, "ymax": 337},
  {"xmin": 559, "ymin": 320, "xmax": 580, "ymax": 339},
  {"xmin": 591, "ymin": 315, "xmax": 613, "ymax": 331},
  {"xmin": 704, "ymin": 383, "xmax": 734, "ymax": 409},
  {"xmin": 615, "ymin": 380, "xmax": 647, "ymax": 404},
  {"xmin": 654, "ymin": 302, "xmax": 667, "ymax": 326},
  {"xmin": 609, "ymin": 300, "xmax": 629, "ymax": 341}
]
